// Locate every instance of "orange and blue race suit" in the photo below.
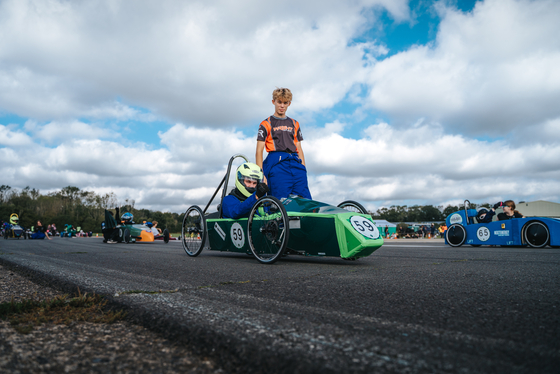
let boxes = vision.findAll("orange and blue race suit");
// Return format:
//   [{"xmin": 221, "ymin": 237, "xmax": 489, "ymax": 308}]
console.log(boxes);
[{"xmin": 257, "ymin": 116, "xmax": 311, "ymax": 200}]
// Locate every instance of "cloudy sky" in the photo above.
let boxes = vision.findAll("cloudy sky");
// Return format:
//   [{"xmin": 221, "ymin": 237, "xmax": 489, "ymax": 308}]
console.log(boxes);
[{"xmin": 1, "ymin": 0, "xmax": 559, "ymax": 213}]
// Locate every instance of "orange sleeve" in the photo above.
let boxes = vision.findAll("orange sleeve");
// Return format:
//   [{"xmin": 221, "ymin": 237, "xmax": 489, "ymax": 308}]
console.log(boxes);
[{"xmin": 261, "ymin": 118, "xmax": 275, "ymax": 152}]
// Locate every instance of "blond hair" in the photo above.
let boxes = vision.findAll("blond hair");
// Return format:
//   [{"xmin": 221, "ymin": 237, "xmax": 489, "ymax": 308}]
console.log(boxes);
[{"xmin": 272, "ymin": 87, "xmax": 292, "ymax": 102}]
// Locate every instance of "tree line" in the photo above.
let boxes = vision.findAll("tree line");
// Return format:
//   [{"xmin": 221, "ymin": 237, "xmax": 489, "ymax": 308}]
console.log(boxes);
[
  {"xmin": 371, "ymin": 202, "xmax": 490, "ymax": 222},
  {"xmin": 1, "ymin": 184, "xmax": 492, "ymax": 232},
  {"xmin": 0, "ymin": 185, "xmax": 183, "ymax": 233}
]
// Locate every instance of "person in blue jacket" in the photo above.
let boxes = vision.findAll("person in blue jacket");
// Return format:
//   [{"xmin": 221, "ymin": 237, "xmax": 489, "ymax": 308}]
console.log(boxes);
[{"xmin": 222, "ymin": 162, "xmax": 269, "ymax": 219}]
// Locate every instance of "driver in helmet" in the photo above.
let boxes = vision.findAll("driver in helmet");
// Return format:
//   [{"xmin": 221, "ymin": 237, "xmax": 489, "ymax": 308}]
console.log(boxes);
[
  {"xmin": 222, "ymin": 162, "xmax": 269, "ymax": 219},
  {"xmin": 121, "ymin": 212, "xmax": 134, "ymax": 224}
]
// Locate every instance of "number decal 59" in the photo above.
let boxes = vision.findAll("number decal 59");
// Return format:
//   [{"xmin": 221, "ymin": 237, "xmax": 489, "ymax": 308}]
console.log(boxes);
[
  {"xmin": 230, "ymin": 222, "xmax": 245, "ymax": 248},
  {"xmin": 350, "ymin": 216, "xmax": 380, "ymax": 239}
]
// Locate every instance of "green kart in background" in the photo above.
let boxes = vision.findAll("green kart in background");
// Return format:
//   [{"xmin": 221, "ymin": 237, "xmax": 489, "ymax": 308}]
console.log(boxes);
[{"xmin": 182, "ymin": 155, "xmax": 384, "ymax": 264}]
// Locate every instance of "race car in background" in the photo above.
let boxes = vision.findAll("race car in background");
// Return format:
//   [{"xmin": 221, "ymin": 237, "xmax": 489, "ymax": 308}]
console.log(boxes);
[
  {"xmin": 3, "ymin": 213, "xmax": 26, "ymax": 239},
  {"xmin": 102, "ymin": 210, "xmax": 170, "ymax": 243},
  {"xmin": 445, "ymin": 200, "xmax": 560, "ymax": 248}
]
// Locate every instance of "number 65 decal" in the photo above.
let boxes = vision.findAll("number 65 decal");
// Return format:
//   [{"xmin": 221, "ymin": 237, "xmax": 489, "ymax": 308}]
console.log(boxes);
[{"xmin": 350, "ymin": 216, "xmax": 380, "ymax": 239}]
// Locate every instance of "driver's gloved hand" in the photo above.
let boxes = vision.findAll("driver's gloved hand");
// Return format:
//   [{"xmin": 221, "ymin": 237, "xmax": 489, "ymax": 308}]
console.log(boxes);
[
  {"xmin": 256, "ymin": 183, "xmax": 269, "ymax": 198},
  {"xmin": 493, "ymin": 202, "xmax": 503, "ymax": 210}
]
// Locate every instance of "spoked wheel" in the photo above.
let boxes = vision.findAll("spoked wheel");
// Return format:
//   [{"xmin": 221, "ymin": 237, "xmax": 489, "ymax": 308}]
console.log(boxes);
[
  {"xmin": 247, "ymin": 196, "xmax": 289, "ymax": 264},
  {"xmin": 163, "ymin": 229, "xmax": 170, "ymax": 244},
  {"xmin": 123, "ymin": 229, "xmax": 131, "ymax": 244},
  {"xmin": 337, "ymin": 200, "xmax": 368, "ymax": 214},
  {"xmin": 446, "ymin": 224, "xmax": 467, "ymax": 247},
  {"xmin": 182, "ymin": 205, "xmax": 206, "ymax": 256},
  {"xmin": 117, "ymin": 228, "xmax": 124, "ymax": 243},
  {"xmin": 523, "ymin": 221, "xmax": 549, "ymax": 248}
]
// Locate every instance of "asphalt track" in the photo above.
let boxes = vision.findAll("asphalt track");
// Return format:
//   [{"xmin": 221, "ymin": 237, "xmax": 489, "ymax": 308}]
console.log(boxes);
[{"xmin": 1, "ymin": 237, "xmax": 559, "ymax": 373}]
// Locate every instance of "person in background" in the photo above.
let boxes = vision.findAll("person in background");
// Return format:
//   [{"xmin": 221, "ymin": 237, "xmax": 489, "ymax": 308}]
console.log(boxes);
[
  {"xmin": 31, "ymin": 220, "xmax": 51, "ymax": 240},
  {"xmin": 152, "ymin": 221, "xmax": 162, "ymax": 236},
  {"xmin": 498, "ymin": 200, "xmax": 525, "ymax": 220},
  {"xmin": 478, "ymin": 201, "xmax": 525, "ymax": 223}
]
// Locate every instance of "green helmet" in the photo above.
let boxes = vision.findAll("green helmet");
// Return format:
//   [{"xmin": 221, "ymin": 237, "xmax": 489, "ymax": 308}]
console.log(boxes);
[
  {"xmin": 10, "ymin": 213, "xmax": 19, "ymax": 225},
  {"xmin": 235, "ymin": 162, "xmax": 263, "ymax": 197}
]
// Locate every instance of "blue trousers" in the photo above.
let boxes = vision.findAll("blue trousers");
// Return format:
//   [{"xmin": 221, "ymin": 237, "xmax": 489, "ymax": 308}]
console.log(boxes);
[{"xmin": 263, "ymin": 152, "xmax": 312, "ymax": 200}]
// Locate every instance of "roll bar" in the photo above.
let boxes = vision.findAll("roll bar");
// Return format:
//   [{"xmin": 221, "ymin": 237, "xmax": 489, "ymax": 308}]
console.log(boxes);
[
  {"xmin": 464, "ymin": 199, "xmax": 471, "ymax": 225},
  {"xmin": 203, "ymin": 154, "xmax": 249, "ymax": 217}
]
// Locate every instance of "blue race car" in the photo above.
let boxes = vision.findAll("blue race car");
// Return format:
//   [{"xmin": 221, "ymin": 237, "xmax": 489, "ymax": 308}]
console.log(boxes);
[{"xmin": 445, "ymin": 200, "xmax": 560, "ymax": 248}]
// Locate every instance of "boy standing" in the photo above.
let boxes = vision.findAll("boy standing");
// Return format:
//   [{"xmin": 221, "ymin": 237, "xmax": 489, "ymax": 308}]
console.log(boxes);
[{"xmin": 256, "ymin": 88, "xmax": 312, "ymax": 200}]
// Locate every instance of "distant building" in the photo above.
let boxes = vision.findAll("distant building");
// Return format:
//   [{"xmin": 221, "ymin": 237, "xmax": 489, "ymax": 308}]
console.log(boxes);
[{"xmin": 516, "ymin": 200, "xmax": 560, "ymax": 218}]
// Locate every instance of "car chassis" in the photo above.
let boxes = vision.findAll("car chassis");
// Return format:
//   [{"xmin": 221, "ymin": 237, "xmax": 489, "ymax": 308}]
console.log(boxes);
[
  {"xmin": 181, "ymin": 154, "xmax": 384, "ymax": 264},
  {"xmin": 445, "ymin": 200, "xmax": 560, "ymax": 248}
]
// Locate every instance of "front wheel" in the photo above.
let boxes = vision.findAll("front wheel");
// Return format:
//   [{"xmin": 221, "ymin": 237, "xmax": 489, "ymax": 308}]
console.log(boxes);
[
  {"xmin": 337, "ymin": 200, "xmax": 368, "ymax": 214},
  {"xmin": 163, "ymin": 229, "xmax": 170, "ymax": 244},
  {"xmin": 523, "ymin": 221, "xmax": 549, "ymax": 248},
  {"xmin": 446, "ymin": 224, "xmax": 467, "ymax": 247},
  {"xmin": 123, "ymin": 229, "xmax": 131, "ymax": 244},
  {"xmin": 182, "ymin": 205, "xmax": 206, "ymax": 256},
  {"xmin": 247, "ymin": 196, "xmax": 289, "ymax": 264}
]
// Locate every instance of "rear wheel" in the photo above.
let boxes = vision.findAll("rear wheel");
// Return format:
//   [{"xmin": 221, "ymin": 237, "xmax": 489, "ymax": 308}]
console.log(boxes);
[
  {"xmin": 163, "ymin": 229, "xmax": 170, "ymax": 244},
  {"xmin": 182, "ymin": 206, "xmax": 206, "ymax": 256},
  {"xmin": 523, "ymin": 221, "xmax": 549, "ymax": 248},
  {"xmin": 247, "ymin": 196, "xmax": 289, "ymax": 264},
  {"xmin": 123, "ymin": 229, "xmax": 131, "ymax": 244},
  {"xmin": 338, "ymin": 200, "xmax": 368, "ymax": 214},
  {"xmin": 446, "ymin": 224, "xmax": 467, "ymax": 247}
]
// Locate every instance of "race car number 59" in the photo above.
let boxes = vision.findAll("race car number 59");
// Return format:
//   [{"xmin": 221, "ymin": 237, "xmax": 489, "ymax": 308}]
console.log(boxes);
[{"xmin": 350, "ymin": 216, "xmax": 379, "ymax": 239}]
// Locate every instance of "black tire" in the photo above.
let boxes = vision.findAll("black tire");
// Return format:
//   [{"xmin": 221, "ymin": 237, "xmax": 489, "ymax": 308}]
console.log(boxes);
[
  {"xmin": 446, "ymin": 224, "xmax": 467, "ymax": 247},
  {"xmin": 182, "ymin": 205, "xmax": 206, "ymax": 256},
  {"xmin": 247, "ymin": 196, "xmax": 289, "ymax": 264},
  {"xmin": 123, "ymin": 229, "xmax": 131, "ymax": 244},
  {"xmin": 338, "ymin": 200, "xmax": 368, "ymax": 214},
  {"xmin": 523, "ymin": 221, "xmax": 549, "ymax": 248},
  {"xmin": 163, "ymin": 229, "xmax": 170, "ymax": 244}
]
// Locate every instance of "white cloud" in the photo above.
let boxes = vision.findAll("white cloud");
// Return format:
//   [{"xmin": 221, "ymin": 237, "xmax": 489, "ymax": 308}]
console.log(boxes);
[
  {"xmin": 1, "ymin": 122, "xmax": 559, "ymax": 212},
  {"xmin": 1, "ymin": 0, "xmax": 559, "ymax": 213},
  {"xmin": 0, "ymin": 0, "xmax": 407, "ymax": 125},
  {"xmin": 366, "ymin": 0, "xmax": 560, "ymax": 138}
]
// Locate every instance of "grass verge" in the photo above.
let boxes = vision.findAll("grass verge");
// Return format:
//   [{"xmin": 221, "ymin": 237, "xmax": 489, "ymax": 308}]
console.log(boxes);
[{"xmin": 0, "ymin": 289, "xmax": 126, "ymax": 334}]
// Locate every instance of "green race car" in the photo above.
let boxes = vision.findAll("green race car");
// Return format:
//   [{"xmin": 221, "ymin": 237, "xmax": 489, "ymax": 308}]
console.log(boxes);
[{"xmin": 182, "ymin": 155, "xmax": 384, "ymax": 264}]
